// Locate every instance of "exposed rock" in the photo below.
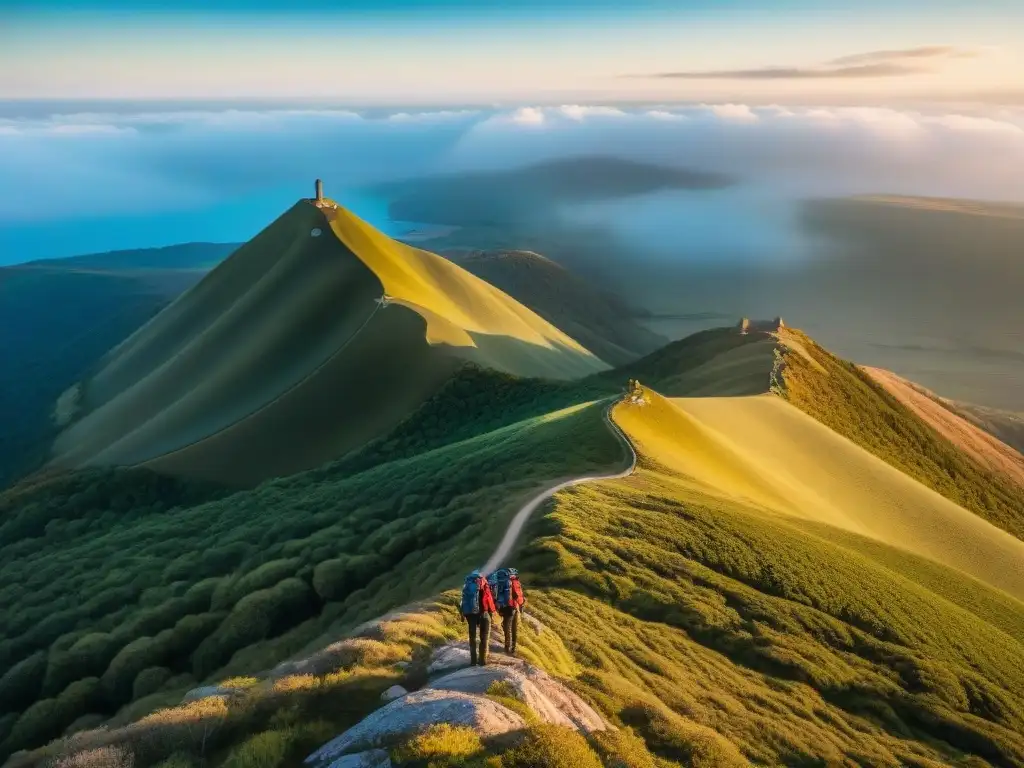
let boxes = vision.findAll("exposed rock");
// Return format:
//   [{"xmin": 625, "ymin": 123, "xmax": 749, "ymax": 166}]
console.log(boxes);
[
  {"xmin": 521, "ymin": 612, "xmax": 546, "ymax": 634},
  {"xmin": 426, "ymin": 660, "xmax": 609, "ymax": 734},
  {"xmin": 325, "ymin": 749, "xmax": 391, "ymax": 768},
  {"xmin": 181, "ymin": 685, "xmax": 240, "ymax": 703},
  {"xmin": 381, "ymin": 685, "xmax": 408, "ymax": 702},
  {"xmin": 394, "ymin": 661, "xmax": 410, "ymax": 670},
  {"xmin": 306, "ymin": 690, "xmax": 524, "ymax": 764},
  {"xmin": 426, "ymin": 640, "xmax": 513, "ymax": 676}
]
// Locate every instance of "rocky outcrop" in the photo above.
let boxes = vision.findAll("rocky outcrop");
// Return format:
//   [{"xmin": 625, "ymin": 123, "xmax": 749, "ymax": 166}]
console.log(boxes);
[
  {"xmin": 380, "ymin": 685, "xmax": 408, "ymax": 703},
  {"xmin": 426, "ymin": 661, "xmax": 608, "ymax": 734},
  {"xmin": 306, "ymin": 689, "xmax": 524, "ymax": 765},
  {"xmin": 306, "ymin": 640, "xmax": 611, "ymax": 766}
]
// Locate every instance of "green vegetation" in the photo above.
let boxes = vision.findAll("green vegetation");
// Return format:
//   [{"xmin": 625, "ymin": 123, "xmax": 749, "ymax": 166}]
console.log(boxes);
[
  {"xmin": 455, "ymin": 250, "xmax": 667, "ymax": 366},
  {"xmin": 781, "ymin": 330, "xmax": 1024, "ymax": 540},
  {"xmin": 0, "ymin": 269, "xmax": 167, "ymax": 488},
  {"xmin": 0, "ymin": 394, "xmax": 623, "ymax": 761},
  {"xmin": 513, "ymin": 459, "xmax": 1024, "ymax": 766}
]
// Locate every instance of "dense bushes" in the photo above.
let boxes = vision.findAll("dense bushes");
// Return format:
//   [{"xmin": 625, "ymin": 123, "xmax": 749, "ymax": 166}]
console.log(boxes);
[{"xmin": 0, "ymin": 388, "xmax": 624, "ymax": 761}]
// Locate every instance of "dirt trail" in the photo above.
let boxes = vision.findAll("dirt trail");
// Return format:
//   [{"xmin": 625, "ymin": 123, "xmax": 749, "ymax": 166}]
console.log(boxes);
[{"xmin": 482, "ymin": 401, "xmax": 636, "ymax": 574}]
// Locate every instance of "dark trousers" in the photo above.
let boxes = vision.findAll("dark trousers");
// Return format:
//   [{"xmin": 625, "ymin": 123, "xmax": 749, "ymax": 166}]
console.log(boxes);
[
  {"xmin": 466, "ymin": 613, "xmax": 490, "ymax": 665},
  {"xmin": 500, "ymin": 607, "xmax": 519, "ymax": 653}
]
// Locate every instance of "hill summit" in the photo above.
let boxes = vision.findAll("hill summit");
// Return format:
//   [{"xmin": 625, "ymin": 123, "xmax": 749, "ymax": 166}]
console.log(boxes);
[{"xmin": 48, "ymin": 188, "xmax": 607, "ymax": 486}]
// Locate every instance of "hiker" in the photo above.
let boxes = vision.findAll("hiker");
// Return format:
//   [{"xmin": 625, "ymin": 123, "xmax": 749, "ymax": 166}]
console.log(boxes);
[
  {"xmin": 460, "ymin": 569, "xmax": 496, "ymax": 666},
  {"xmin": 489, "ymin": 567, "xmax": 527, "ymax": 656}
]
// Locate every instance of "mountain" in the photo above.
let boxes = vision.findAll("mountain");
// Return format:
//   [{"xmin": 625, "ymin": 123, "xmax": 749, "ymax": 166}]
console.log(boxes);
[
  {"xmin": 450, "ymin": 248, "xmax": 668, "ymax": 366},
  {"xmin": 373, "ymin": 155, "xmax": 733, "ymax": 228},
  {"xmin": 22, "ymin": 242, "xmax": 238, "ymax": 272},
  {"xmin": 47, "ymin": 198, "xmax": 607, "ymax": 487},
  {"xmin": 3, "ymin": 208, "xmax": 1024, "ymax": 766}
]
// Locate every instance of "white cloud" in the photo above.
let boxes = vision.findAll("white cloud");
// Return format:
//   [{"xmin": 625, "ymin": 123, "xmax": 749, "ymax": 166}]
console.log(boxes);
[
  {"xmin": 705, "ymin": 103, "xmax": 759, "ymax": 122},
  {"xmin": 509, "ymin": 107, "xmax": 546, "ymax": 125},
  {"xmin": 558, "ymin": 105, "xmax": 627, "ymax": 121}
]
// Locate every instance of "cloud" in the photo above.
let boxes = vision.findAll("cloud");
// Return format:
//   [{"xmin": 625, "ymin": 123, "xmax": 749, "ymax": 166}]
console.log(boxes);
[
  {"xmin": 1, "ymin": 102, "xmax": 1023, "ymax": 262},
  {"xmin": 559, "ymin": 105, "xmax": 627, "ymax": 121},
  {"xmin": 632, "ymin": 45, "xmax": 981, "ymax": 80},
  {"xmin": 829, "ymin": 46, "xmax": 977, "ymax": 66},
  {"xmin": 509, "ymin": 107, "xmax": 546, "ymax": 125}
]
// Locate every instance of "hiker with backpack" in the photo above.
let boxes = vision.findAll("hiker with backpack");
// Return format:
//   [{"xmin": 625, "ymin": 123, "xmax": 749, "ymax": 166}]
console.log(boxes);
[
  {"xmin": 460, "ymin": 569, "xmax": 497, "ymax": 666},
  {"xmin": 488, "ymin": 567, "xmax": 526, "ymax": 656}
]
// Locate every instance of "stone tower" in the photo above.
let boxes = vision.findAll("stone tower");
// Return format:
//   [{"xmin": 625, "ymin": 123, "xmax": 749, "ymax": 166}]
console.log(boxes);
[{"xmin": 315, "ymin": 179, "xmax": 324, "ymax": 203}]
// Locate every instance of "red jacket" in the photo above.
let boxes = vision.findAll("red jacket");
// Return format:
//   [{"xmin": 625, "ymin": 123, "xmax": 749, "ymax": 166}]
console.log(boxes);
[{"xmin": 479, "ymin": 580, "xmax": 497, "ymax": 614}]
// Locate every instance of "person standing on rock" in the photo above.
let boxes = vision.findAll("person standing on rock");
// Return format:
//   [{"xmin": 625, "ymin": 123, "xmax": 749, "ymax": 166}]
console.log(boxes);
[
  {"xmin": 460, "ymin": 569, "xmax": 496, "ymax": 666},
  {"xmin": 489, "ymin": 567, "xmax": 527, "ymax": 656}
]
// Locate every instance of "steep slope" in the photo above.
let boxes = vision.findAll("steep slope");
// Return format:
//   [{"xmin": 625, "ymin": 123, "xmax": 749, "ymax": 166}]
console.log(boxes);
[
  {"xmin": 616, "ymin": 391, "xmax": 1024, "ymax": 600},
  {"xmin": 863, "ymin": 366, "xmax": 1024, "ymax": 486},
  {"xmin": 950, "ymin": 401, "xmax": 1024, "ymax": 455},
  {"xmin": 450, "ymin": 249, "xmax": 668, "ymax": 366},
  {"xmin": 0, "ymin": 268, "xmax": 169, "ymax": 490},
  {"xmin": 48, "ymin": 199, "xmax": 606, "ymax": 486}
]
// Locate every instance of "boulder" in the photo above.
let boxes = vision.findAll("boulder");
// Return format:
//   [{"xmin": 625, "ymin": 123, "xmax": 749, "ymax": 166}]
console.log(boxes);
[
  {"xmin": 325, "ymin": 750, "xmax": 391, "ymax": 768},
  {"xmin": 426, "ymin": 661, "xmax": 609, "ymax": 734},
  {"xmin": 181, "ymin": 685, "xmax": 239, "ymax": 703},
  {"xmin": 306, "ymin": 690, "xmax": 524, "ymax": 764},
  {"xmin": 381, "ymin": 685, "xmax": 408, "ymax": 702}
]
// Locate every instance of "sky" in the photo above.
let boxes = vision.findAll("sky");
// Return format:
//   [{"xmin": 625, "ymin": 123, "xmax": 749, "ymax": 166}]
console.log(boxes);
[
  {"xmin": 2, "ymin": 0, "xmax": 1023, "ymax": 104},
  {"xmin": 1, "ymin": 0, "xmax": 1024, "ymax": 263}
]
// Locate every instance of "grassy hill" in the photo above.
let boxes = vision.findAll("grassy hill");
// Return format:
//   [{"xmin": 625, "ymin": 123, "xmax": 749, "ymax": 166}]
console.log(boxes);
[
  {"xmin": 451, "ymin": 249, "xmax": 668, "ymax": 366},
  {"xmin": 6, "ymin": 318, "xmax": 1024, "ymax": 768},
  {"xmin": 48, "ymin": 200, "xmax": 607, "ymax": 487},
  {"xmin": 0, "ymin": 381, "xmax": 626, "ymax": 761}
]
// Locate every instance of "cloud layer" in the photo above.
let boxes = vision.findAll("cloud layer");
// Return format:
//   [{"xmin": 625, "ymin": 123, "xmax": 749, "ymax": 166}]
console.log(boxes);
[{"xmin": 1, "ymin": 101, "xmax": 1023, "ymax": 261}]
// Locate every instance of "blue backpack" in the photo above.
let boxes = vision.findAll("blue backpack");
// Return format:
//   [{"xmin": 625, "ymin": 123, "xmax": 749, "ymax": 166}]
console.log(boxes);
[
  {"xmin": 461, "ymin": 574, "xmax": 483, "ymax": 615},
  {"xmin": 490, "ymin": 568, "xmax": 520, "ymax": 610}
]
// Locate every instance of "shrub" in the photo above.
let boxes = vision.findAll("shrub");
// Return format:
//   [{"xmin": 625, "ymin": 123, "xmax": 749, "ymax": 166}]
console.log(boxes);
[
  {"xmin": 620, "ymin": 703, "xmax": 747, "ymax": 768},
  {"xmin": 391, "ymin": 724, "xmax": 484, "ymax": 765},
  {"xmin": 191, "ymin": 579, "xmax": 314, "ymax": 680},
  {"xmin": 100, "ymin": 637, "xmax": 164, "ymax": 703},
  {"xmin": 0, "ymin": 651, "xmax": 47, "ymax": 714},
  {"xmin": 222, "ymin": 729, "xmax": 291, "ymax": 768},
  {"xmin": 590, "ymin": 727, "xmax": 657, "ymax": 768},
  {"xmin": 4, "ymin": 698, "xmax": 62, "ymax": 754},
  {"xmin": 501, "ymin": 725, "xmax": 603, "ymax": 768},
  {"xmin": 50, "ymin": 745, "xmax": 135, "ymax": 768},
  {"xmin": 43, "ymin": 633, "xmax": 118, "ymax": 697},
  {"xmin": 211, "ymin": 559, "xmax": 302, "ymax": 611},
  {"xmin": 133, "ymin": 667, "xmax": 173, "ymax": 699}
]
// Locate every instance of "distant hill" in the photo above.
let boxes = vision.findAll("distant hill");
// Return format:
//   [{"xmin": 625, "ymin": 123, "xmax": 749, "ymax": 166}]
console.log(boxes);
[
  {"xmin": 24, "ymin": 242, "xmax": 238, "ymax": 271},
  {"xmin": 374, "ymin": 155, "xmax": 733, "ymax": 227},
  {"xmin": 451, "ymin": 249, "xmax": 668, "ymax": 366},
  {"xmin": 49, "ymin": 199, "xmax": 607, "ymax": 486}
]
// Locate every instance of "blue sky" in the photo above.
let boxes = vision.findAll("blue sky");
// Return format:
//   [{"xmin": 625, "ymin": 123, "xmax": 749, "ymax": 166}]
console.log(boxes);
[{"xmin": 2, "ymin": 0, "xmax": 1022, "ymax": 102}]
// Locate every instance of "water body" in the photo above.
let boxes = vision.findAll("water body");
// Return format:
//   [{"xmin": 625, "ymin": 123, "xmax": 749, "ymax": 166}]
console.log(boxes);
[{"xmin": 0, "ymin": 186, "xmax": 404, "ymax": 265}]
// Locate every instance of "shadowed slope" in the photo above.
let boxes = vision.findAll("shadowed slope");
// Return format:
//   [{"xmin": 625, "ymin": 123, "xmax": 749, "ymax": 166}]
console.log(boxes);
[
  {"xmin": 613, "ymin": 391, "xmax": 1024, "ymax": 601},
  {"xmin": 49, "ymin": 200, "xmax": 605, "ymax": 485}
]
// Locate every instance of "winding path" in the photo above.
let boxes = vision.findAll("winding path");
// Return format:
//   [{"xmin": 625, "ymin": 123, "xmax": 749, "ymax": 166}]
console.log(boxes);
[{"xmin": 482, "ymin": 400, "xmax": 638, "ymax": 574}]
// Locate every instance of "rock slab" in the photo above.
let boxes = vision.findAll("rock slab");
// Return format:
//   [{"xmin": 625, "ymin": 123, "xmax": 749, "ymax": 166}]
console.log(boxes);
[
  {"xmin": 306, "ymin": 689, "xmax": 524, "ymax": 764},
  {"xmin": 426, "ymin": 660, "xmax": 609, "ymax": 734},
  {"xmin": 381, "ymin": 685, "xmax": 408, "ymax": 702}
]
